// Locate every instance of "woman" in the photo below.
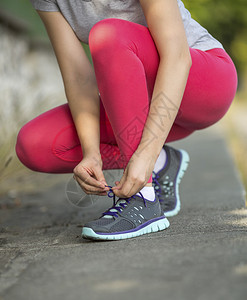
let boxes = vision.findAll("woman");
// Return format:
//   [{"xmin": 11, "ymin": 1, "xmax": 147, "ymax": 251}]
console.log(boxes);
[{"xmin": 16, "ymin": 0, "xmax": 238, "ymax": 240}]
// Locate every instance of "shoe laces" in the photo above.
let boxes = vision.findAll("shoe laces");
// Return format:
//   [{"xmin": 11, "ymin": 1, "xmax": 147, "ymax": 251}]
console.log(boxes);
[{"xmin": 102, "ymin": 185, "xmax": 147, "ymax": 218}]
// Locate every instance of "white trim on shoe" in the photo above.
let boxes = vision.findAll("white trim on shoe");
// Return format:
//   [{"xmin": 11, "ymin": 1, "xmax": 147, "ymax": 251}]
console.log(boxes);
[
  {"xmin": 82, "ymin": 218, "xmax": 170, "ymax": 241},
  {"xmin": 164, "ymin": 149, "xmax": 190, "ymax": 217}
]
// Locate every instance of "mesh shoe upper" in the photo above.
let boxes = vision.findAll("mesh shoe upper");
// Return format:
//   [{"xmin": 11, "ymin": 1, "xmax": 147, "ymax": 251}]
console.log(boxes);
[
  {"xmin": 84, "ymin": 191, "xmax": 164, "ymax": 234},
  {"xmin": 152, "ymin": 145, "xmax": 188, "ymax": 214}
]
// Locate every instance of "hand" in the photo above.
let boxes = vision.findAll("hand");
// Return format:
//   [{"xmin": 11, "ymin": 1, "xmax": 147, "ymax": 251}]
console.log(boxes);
[
  {"xmin": 112, "ymin": 150, "xmax": 156, "ymax": 198},
  {"xmin": 73, "ymin": 153, "xmax": 109, "ymax": 196}
]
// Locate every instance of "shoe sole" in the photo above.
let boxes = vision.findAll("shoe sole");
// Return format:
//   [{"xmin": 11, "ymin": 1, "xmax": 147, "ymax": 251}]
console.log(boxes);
[
  {"xmin": 164, "ymin": 149, "xmax": 190, "ymax": 217},
  {"xmin": 82, "ymin": 217, "xmax": 170, "ymax": 241}
]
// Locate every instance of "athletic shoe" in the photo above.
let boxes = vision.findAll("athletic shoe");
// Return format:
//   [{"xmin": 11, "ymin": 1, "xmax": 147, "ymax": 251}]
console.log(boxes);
[
  {"xmin": 152, "ymin": 145, "xmax": 190, "ymax": 217},
  {"xmin": 82, "ymin": 187, "xmax": 170, "ymax": 241}
]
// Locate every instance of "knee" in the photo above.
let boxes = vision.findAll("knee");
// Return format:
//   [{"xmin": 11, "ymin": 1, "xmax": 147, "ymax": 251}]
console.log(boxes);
[
  {"xmin": 16, "ymin": 124, "xmax": 35, "ymax": 171},
  {"xmin": 89, "ymin": 18, "xmax": 126, "ymax": 54},
  {"xmin": 16, "ymin": 123, "xmax": 45, "ymax": 172},
  {"xmin": 89, "ymin": 18, "xmax": 117, "ymax": 46}
]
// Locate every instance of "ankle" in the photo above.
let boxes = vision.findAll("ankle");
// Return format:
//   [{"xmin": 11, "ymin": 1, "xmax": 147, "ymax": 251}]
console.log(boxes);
[
  {"xmin": 138, "ymin": 185, "xmax": 155, "ymax": 201},
  {"xmin": 154, "ymin": 147, "xmax": 167, "ymax": 173}
]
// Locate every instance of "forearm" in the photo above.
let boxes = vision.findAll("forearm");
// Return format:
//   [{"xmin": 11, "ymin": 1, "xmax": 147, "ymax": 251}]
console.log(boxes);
[
  {"xmin": 136, "ymin": 56, "xmax": 191, "ymax": 159},
  {"xmin": 65, "ymin": 78, "xmax": 101, "ymax": 157},
  {"xmin": 37, "ymin": 11, "xmax": 101, "ymax": 158}
]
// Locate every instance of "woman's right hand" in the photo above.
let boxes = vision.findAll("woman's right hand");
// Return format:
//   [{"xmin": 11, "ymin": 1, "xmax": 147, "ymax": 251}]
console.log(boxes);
[{"xmin": 73, "ymin": 153, "xmax": 109, "ymax": 196}]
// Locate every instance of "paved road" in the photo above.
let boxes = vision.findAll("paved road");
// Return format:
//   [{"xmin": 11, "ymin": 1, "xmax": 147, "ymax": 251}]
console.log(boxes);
[{"xmin": 0, "ymin": 125, "xmax": 246, "ymax": 300}]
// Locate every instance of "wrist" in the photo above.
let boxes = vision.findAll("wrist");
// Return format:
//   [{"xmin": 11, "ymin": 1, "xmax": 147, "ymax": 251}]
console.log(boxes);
[
  {"xmin": 136, "ymin": 138, "xmax": 162, "ymax": 160},
  {"xmin": 82, "ymin": 147, "xmax": 101, "ymax": 159},
  {"xmin": 134, "ymin": 144, "xmax": 159, "ymax": 165}
]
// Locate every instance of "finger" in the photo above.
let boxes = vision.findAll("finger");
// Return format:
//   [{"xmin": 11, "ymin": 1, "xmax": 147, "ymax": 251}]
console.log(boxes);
[
  {"xmin": 82, "ymin": 190, "xmax": 108, "ymax": 196},
  {"xmin": 75, "ymin": 168, "xmax": 105, "ymax": 189},
  {"xmin": 93, "ymin": 191, "xmax": 108, "ymax": 196},
  {"xmin": 113, "ymin": 180, "xmax": 136, "ymax": 198},
  {"xmin": 84, "ymin": 189, "xmax": 108, "ymax": 196},
  {"xmin": 93, "ymin": 167, "xmax": 108, "ymax": 187},
  {"xmin": 75, "ymin": 174, "xmax": 108, "ymax": 194},
  {"xmin": 112, "ymin": 172, "xmax": 137, "ymax": 198},
  {"xmin": 112, "ymin": 171, "xmax": 127, "ymax": 190}
]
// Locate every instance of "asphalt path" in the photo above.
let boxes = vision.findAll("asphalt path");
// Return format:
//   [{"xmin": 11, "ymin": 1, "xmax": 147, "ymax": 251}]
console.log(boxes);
[{"xmin": 0, "ymin": 125, "xmax": 246, "ymax": 300}]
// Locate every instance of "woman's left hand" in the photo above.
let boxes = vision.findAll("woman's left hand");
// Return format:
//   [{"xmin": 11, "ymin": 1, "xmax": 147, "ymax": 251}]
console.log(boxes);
[{"xmin": 112, "ymin": 150, "xmax": 157, "ymax": 198}]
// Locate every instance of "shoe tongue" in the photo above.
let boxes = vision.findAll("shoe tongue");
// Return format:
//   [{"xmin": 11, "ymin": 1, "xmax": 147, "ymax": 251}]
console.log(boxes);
[{"xmin": 102, "ymin": 199, "xmax": 128, "ymax": 219}]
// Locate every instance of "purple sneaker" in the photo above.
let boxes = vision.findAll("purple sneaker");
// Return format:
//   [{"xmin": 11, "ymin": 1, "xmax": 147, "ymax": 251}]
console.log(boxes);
[
  {"xmin": 82, "ymin": 186, "xmax": 169, "ymax": 241},
  {"xmin": 152, "ymin": 145, "xmax": 190, "ymax": 217}
]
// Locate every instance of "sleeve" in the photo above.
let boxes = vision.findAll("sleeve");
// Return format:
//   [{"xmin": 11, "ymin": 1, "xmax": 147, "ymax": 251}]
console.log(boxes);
[{"xmin": 30, "ymin": 0, "xmax": 59, "ymax": 12}]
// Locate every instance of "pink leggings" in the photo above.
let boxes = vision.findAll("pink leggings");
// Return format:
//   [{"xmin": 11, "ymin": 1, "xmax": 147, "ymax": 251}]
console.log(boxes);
[{"xmin": 16, "ymin": 19, "xmax": 238, "ymax": 183}]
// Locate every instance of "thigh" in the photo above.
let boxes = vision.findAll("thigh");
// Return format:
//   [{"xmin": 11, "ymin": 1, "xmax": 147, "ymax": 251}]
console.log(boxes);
[{"xmin": 101, "ymin": 21, "xmax": 238, "ymax": 132}]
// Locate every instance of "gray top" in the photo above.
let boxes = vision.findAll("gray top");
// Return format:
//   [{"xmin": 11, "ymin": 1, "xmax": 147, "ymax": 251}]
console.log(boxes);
[{"xmin": 30, "ymin": 0, "xmax": 224, "ymax": 51}]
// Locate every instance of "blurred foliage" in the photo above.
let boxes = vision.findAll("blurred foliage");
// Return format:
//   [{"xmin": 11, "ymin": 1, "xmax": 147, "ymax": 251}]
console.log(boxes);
[
  {"xmin": 184, "ymin": 0, "xmax": 247, "ymax": 87},
  {"xmin": 0, "ymin": 0, "xmax": 92, "ymax": 61},
  {"xmin": 1, "ymin": 0, "xmax": 246, "ymax": 85},
  {"xmin": 0, "ymin": 0, "xmax": 48, "ymax": 39}
]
